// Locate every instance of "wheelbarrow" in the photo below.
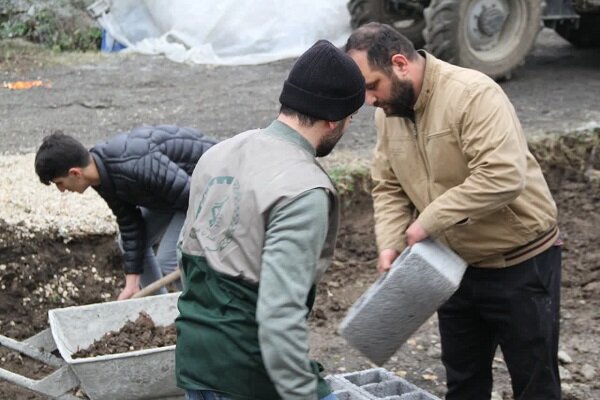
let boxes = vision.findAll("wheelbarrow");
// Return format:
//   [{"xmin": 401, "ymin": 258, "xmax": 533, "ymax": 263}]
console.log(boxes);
[{"xmin": 0, "ymin": 292, "xmax": 184, "ymax": 400}]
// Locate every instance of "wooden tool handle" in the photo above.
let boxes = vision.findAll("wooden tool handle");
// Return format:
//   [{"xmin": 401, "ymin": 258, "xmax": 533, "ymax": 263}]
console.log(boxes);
[{"xmin": 131, "ymin": 269, "xmax": 181, "ymax": 299}]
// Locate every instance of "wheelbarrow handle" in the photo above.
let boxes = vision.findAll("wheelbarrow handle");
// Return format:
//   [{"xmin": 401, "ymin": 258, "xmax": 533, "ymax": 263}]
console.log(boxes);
[
  {"xmin": 131, "ymin": 269, "xmax": 181, "ymax": 299},
  {"xmin": 0, "ymin": 329, "xmax": 80, "ymax": 399},
  {"xmin": 0, "ymin": 329, "xmax": 63, "ymax": 367}
]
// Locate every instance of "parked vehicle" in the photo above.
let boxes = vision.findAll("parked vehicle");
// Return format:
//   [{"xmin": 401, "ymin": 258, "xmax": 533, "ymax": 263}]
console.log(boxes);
[{"xmin": 348, "ymin": 0, "xmax": 600, "ymax": 79}]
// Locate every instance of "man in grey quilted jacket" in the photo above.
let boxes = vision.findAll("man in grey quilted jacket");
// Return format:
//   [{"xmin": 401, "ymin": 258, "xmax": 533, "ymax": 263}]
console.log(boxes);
[{"xmin": 34, "ymin": 125, "xmax": 217, "ymax": 299}]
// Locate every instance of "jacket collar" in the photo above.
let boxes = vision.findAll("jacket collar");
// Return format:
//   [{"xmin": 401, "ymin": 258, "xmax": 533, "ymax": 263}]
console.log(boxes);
[
  {"xmin": 264, "ymin": 120, "xmax": 316, "ymax": 156},
  {"xmin": 413, "ymin": 50, "xmax": 440, "ymax": 114},
  {"xmin": 90, "ymin": 151, "xmax": 115, "ymax": 193}
]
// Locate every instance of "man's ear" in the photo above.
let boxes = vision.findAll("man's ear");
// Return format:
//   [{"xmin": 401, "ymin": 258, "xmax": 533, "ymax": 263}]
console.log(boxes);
[
  {"xmin": 68, "ymin": 167, "xmax": 83, "ymax": 177},
  {"xmin": 326, "ymin": 120, "xmax": 338, "ymax": 131},
  {"xmin": 390, "ymin": 54, "xmax": 409, "ymax": 76}
]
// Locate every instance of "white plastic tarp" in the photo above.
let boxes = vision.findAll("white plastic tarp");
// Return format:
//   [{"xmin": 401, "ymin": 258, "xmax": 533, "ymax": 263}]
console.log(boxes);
[{"xmin": 95, "ymin": 0, "xmax": 353, "ymax": 65}]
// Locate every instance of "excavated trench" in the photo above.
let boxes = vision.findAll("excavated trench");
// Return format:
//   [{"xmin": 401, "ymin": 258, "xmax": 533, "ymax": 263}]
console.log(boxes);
[{"xmin": 0, "ymin": 131, "xmax": 598, "ymax": 399}]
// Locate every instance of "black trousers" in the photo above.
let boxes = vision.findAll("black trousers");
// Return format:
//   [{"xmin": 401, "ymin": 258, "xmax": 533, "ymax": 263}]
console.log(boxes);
[{"xmin": 438, "ymin": 246, "xmax": 562, "ymax": 400}]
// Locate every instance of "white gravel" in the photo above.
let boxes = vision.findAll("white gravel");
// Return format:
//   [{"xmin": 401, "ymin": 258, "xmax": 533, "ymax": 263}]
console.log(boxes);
[
  {"xmin": 0, "ymin": 151, "xmax": 368, "ymax": 239},
  {"xmin": 0, "ymin": 153, "xmax": 116, "ymax": 237}
]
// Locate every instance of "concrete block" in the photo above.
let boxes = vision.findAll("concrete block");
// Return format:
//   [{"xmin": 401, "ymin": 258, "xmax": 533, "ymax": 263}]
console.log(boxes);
[
  {"xmin": 327, "ymin": 375, "xmax": 351, "ymax": 392},
  {"xmin": 398, "ymin": 392, "xmax": 437, "ymax": 400},
  {"xmin": 339, "ymin": 239, "xmax": 467, "ymax": 365},
  {"xmin": 334, "ymin": 389, "xmax": 370, "ymax": 400},
  {"xmin": 326, "ymin": 368, "xmax": 440, "ymax": 400}
]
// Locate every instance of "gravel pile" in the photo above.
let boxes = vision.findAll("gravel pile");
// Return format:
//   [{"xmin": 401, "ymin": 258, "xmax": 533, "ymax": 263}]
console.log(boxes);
[
  {"xmin": 0, "ymin": 153, "xmax": 116, "ymax": 238},
  {"xmin": 0, "ymin": 151, "xmax": 369, "ymax": 240}
]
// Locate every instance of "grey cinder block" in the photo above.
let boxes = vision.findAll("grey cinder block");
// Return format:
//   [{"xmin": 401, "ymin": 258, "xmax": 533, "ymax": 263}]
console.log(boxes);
[
  {"xmin": 326, "ymin": 368, "xmax": 440, "ymax": 400},
  {"xmin": 333, "ymin": 389, "xmax": 368, "ymax": 400},
  {"xmin": 338, "ymin": 239, "xmax": 467, "ymax": 366}
]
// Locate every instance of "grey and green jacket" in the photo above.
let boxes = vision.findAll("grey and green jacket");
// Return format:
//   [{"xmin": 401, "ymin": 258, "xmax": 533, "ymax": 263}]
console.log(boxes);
[{"xmin": 175, "ymin": 120, "xmax": 340, "ymax": 400}]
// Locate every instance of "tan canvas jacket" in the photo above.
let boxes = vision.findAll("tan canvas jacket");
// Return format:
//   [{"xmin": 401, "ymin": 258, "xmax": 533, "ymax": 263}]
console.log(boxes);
[{"xmin": 372, "ymin": 52, "xmax": 558, "ymax": 267}]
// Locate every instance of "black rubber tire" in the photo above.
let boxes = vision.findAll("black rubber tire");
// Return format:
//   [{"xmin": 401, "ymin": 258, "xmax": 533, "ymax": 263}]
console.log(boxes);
[
  {"xmin": 423, "ymin": 0, "xmax": 544, "ymax": 79},
  {"xmin": 555, "ymin": 14, "xmax": 600, "ymax": 48},
  {"xmin": 347, "ymin": 0, "xmax": 427, "ymax": 48}
]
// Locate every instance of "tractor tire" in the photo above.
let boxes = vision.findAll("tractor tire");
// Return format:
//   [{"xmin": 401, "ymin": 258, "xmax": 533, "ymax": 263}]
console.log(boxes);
[
  {"xmin": 348, "ymin": 0, "xmax": 426, "ymax": 48},
  {"xmin": 423, "ymin": 0, "xmax": 544, "ymax": 80},
  {"xmin": 555, "ymin": 14, "xmax": 600, "ymax": 47}
]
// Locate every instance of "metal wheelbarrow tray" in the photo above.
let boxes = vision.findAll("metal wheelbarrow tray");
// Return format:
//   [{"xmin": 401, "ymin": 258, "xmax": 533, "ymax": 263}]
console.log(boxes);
[{"xmin": 1, "ymin": 292, "xmax": 183, "ymax": 400}]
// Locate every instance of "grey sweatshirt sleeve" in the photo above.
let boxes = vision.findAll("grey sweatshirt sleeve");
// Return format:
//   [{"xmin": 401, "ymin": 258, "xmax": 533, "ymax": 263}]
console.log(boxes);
[{"xmin": 256, "ymin": 188, "xmax": 330, "ymax": 400}]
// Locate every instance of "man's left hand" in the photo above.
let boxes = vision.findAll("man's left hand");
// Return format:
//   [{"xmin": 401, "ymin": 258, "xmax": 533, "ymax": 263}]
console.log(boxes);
[
  {"xmin": 118, "ymin": 273, "xmax": 141, "ymax": 300},
  {"xmin": 405, "ymin": 220, "xmax": 428, "ymax": 246}
]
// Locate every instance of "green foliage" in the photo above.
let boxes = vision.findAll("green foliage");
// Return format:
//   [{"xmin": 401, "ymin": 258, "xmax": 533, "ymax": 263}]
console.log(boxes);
[
  {"xmin": 327, "ymin": 164, "xmax": 373, "ymax": 213},
  {"xmin": 0, "ymin": 7, "xmax": 101, "ymax": 51},
  {"xmin": 1, "ymin": 20, "xmax": 29, "ymax": 38},
  {"xmin": 328, "ymin": 164, "xmax": 371, "ymax": 196}
]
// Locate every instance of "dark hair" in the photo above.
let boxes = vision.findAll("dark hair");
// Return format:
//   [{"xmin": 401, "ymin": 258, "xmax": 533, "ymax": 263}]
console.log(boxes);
[
  {"xmin": 279, "ymin": 104, "xmax": 320, "ymax": 127},
  {"xmin": 345, "ymin": 22, "xmax": 417, "ymax": 73},
  {"xmin": 34, "ymin": 132, "xmax": 90, "ymax": 185}
]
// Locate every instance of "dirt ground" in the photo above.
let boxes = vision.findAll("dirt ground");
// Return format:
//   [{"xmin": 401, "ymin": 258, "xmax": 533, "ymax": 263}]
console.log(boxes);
[{"xmin": 0, "ymin": 28, "xmax": 599, "ymax": 399}]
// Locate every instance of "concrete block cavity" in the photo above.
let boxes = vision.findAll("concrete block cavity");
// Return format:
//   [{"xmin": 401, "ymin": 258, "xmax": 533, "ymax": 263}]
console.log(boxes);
[{"xmin": 363, "ymin": 379, "xmax": 416, "ymax": 396}]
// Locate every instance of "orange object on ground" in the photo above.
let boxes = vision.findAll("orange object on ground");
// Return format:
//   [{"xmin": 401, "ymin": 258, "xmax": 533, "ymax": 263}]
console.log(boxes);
[{"xmin": 3, "ymin": 80, "xmax": 52, "ymax": 90}]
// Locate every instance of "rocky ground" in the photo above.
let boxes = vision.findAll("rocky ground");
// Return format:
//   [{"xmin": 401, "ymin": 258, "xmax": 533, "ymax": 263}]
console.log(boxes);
[{"xmin": 0, "ymin": 28, "xmax": 599, "ymax": 400}]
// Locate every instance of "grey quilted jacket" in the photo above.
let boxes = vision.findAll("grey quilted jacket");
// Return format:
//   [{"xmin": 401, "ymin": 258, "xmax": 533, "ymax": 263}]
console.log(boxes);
[{"xmin": 90, "ymin": 125, "xmax": 217, "ymax": 274}]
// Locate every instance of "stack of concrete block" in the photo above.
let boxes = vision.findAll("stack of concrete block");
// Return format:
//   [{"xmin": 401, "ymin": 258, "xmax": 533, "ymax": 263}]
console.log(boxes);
[
  {"xmin": 326, "ymin": 368, "xmax": 440, "ymax": 400},
  {"xmin": 339, "ymin": 239, "xmax": 467, "ymax": 365}
]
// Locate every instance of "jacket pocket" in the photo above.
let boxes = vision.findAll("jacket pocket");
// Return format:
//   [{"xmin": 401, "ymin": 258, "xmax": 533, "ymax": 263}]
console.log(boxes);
[
  {"xmin": 444, "ymin": 206, "xmax": 534, "ymax": 263},
  {"xmin": 426, "ymin": 128, "xmax": 453, "ymax": 140},
  {"xmin": 501, "ymin": 205, "xmax": 535, "ymax": 242},
  {"xmin": 424, "ymin": 129, "xmax": 468, "ymax": 187}
]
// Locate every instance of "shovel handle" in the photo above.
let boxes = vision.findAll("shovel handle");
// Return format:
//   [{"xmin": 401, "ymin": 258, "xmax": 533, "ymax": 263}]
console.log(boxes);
[{"xmin": 131, "ymin": 269, "xmax": 181, "ymax": 299}]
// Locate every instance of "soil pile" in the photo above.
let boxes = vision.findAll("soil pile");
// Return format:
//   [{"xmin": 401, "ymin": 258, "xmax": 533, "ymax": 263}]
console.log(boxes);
[{"xmin": 71, "ymin": 312, "xmax": 176, "ymax": 359}]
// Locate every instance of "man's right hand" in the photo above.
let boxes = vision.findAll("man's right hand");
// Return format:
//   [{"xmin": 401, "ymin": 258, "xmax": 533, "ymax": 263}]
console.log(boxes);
[
  {"xmin": 377, "ymin": 249, "xmax": 400, "ymax": 273},
  {"xmin": 118, "ymin": 273, "xmax": 141, "ymax": 300}
]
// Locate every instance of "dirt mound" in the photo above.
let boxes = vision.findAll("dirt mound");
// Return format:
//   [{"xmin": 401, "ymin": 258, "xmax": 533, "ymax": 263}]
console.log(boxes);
[
  {"xmin": 71, "ymin": 312, "xmax": 176, "ymax": 359},
  {"xmin": 0, "ymin": 225, "xmax": 122, "ymax": 339},
  {"xmin": 1, "ymin": 131, "xmax": 598, "ymax": 399}
]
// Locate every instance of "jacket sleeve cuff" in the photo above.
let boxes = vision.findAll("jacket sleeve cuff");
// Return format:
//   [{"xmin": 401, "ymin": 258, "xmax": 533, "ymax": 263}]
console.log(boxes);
[
  {"xmin": 376, "ymin": 238, "xmax": 407, "ymax": 255},
  {"xmin": 122, "ymin": 254, "xmax": 144, "ymax": 275},
  {"xmin": 417, "ymin": 205, "xmax": 443, "ymax": 236}
]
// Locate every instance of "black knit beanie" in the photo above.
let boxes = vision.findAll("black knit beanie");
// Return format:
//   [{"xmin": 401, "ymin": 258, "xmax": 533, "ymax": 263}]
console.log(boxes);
[{"xmin": 279, "ymin": 40, "xmax": 365, "ymax": 121}]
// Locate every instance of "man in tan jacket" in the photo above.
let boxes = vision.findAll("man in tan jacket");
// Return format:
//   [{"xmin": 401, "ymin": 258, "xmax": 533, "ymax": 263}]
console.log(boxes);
[{"xmin": 346, "ymin": 23, "xmax": 562, "ymax": 399}]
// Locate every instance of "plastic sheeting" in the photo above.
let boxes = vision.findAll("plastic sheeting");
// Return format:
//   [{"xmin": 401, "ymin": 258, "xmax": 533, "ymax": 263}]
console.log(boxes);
[{"xmin": 94, "ymin": 0, "xmax": 353, "ymax": 65}]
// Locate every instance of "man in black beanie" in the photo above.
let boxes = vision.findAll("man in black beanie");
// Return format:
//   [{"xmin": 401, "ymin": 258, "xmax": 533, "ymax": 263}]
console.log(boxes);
[{"xmin": 176, "ymin": 40, "xmax": 365, "ymax": 400}]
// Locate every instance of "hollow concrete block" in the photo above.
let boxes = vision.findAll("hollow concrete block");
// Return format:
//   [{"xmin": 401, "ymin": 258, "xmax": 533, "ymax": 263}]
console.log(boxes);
[
  {"xmin": 338, "ymin": 239, "xmax": 467, "ymax": 365},
  {"xmin": 326, "ymin": 368, "xmax": 440, "ymax": 400}
]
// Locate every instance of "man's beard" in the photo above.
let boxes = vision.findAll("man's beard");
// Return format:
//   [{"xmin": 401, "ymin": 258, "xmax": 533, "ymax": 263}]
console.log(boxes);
[
  {"xmin": 316, "ymin": 120, "xmax": 345, "ymax": 158},
  {"xmin": 375, "ymin": 74, "xmax": 415, "ymax": 118}
]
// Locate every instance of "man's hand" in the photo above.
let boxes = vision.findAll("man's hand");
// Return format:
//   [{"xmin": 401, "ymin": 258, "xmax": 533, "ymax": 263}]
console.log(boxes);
[
  {"xmin": 378, "ymin": 249, "xmax": 400, "ymax": 273},
  {"xmin": 118, "ymin": 274, "xmax": 141, "ymax": 300},
  {"xmin": 405, "ymin": 220, "xmax": 428, "ymax": 246}
]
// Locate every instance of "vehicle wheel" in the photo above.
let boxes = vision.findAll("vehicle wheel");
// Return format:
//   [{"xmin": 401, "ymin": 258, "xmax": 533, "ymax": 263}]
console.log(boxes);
[
  {"xmin": 555, "ymin": 15, "xmax": 600, "ymax": 48},
  {"xmin": 347, "ymin": 0, "xmax": 427, "ymax": 48},
  {"xmin": 423, "ymin": 0, "xmax": 544, "ymax": 79}
]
